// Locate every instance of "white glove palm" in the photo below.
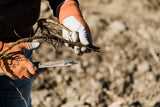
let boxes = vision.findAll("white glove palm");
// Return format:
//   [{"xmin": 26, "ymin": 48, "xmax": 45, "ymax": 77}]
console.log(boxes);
[{"xmin": 62, "ymin": 16, "xmax": 92, "ymax": 55}]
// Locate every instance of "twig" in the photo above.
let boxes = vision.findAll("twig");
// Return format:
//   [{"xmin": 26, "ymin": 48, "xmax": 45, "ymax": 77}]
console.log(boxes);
[
  {"xmin": 14, "ymin": 30, "xmax": 23, "ymax": 38},
  {"xmin": 103, "ymin": 88, "xmax": 125, "ymax": 107},
  {"xmin": 0, "ymin": 18, "xmax": 101, "ymax": 59},
  {"xmin": 150, "ymin": 47, "xmax": 160, "ymax": 64},
  {"xmin": 38, "ymin": 18, "xmax": 101, "ymax": 52},
  {"xmin": 0, "ymin": 35, "xmax": 100, "ymax": 59},
  {"xmin": 45, "ymin": 19, "xmax": 72, "ymax": 33},
  {"xmin": 10, "ymin": 81, "xmax": 28, "ymax": 107}
]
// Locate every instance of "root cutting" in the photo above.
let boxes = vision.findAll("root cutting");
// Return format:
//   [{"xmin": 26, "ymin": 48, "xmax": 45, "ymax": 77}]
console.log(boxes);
[{"xmin": 0, "ymin": 18, "xmax": 100, "ymax": 59}]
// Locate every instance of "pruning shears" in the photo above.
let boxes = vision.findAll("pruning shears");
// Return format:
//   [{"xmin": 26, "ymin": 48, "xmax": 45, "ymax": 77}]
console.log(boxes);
[{"xmin": 0, "ymin": 59, "xmax": 78, "ymax": 76}]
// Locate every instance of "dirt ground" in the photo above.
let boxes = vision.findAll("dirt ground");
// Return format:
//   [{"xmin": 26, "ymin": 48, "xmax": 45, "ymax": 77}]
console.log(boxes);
[{"xmin": 31, "ymin": 0, "xmax": 160, "ymax": 107}]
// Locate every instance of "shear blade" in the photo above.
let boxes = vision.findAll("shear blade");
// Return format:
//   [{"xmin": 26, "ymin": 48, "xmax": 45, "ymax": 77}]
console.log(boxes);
[{"xmin": 35, "ymin": 59, "xmax": 78, "ymax": 69}]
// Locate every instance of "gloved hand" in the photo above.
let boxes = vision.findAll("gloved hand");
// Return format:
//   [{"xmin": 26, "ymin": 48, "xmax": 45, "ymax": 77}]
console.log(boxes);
[
  {"xmin": 0, "ymin": 42, "xmax": 39, "ymax": 80},
  {"xmin": 57, "ymin": 0, "xmax": 93, "ymax": 55}
]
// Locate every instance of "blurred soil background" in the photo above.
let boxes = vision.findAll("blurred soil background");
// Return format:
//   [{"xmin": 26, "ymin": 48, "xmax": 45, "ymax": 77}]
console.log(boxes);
[{"xmin": 31, "ymin": 0, "xmax": 160, "ymax": 107}]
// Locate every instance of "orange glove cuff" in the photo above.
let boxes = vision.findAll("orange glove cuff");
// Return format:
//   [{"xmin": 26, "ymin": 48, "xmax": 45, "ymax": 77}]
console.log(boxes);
[
  {"xmin": 57, "ymin": 0, "xmax": 90, "ymax": 32},
  {"xmin": 57, "ymin": 0, "xmax": 81, "ymax": 23}
]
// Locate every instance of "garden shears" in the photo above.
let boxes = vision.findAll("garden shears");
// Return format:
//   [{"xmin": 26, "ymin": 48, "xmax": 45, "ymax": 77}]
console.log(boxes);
[{"xmin": 0, "ymin": 59, "xmax": 78, "ymax": 76}]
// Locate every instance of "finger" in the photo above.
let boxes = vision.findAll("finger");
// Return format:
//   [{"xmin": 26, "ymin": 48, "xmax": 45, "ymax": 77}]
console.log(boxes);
[
  {"xmin": 80, "ymin": 32, "xmax": 92, "ymax": 53},
  {"xmin": 1, "ymin": 59, "xmax": 19, "ymax": 80},
  {"xmin": 79, "ymin": 31, "xmax": 88, "ymax": 53},
  {"xmin": 74, "ymin": 46, "xmax": 83, "ymax": 55},
  {"xmin": 81, "ymin": 47, "xmax": 87, "ymax": 52},
  {"xmin": 79, "ymin": 32, "xmax": 90, "ymax": 45},
  {"xmin": 71, "ymin": 31, "xmax": 79, "ymax": 42},
  {"xmin": 5, "ymin": 71, "xmax": 19, "ymax": 80},
  {"xmin": 12, "ymin": 67, "xmax": 32, "ymax": 80},
  {"xmin": 8, "ymin": 73, "xmax": 19, "ymax": 80},
  {"xmin": 24, "ymin": 59, "xmax": 37, "ymax": 75},
  {"xmin": 19, "ymin": 42, "xmax": 40, "ymax": 50},
  {"xmin": 62, "ymin": 29, "xmax": 72, "ymax": 47},
  {"xmin": 23, "ymin": 70, "xmax": 34, "ymax": 79},
  {"xmin": 71, "ymin": 31, "xmax": 82, "ymax": 55}
]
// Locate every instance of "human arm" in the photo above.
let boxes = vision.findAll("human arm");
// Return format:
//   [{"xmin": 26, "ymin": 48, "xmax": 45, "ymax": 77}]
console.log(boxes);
[
  {"xmin": 49, "ymin": 0, "xmax": 92, "ymax": 55},
  {"xmin": 0, "ymin": 42, "xmax": 39, "ymax": 80}
]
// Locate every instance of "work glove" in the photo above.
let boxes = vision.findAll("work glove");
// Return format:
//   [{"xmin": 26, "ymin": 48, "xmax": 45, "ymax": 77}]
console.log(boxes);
[
  {"xmin": 57, "ymin": 0, "xmax": 93, "ymax": 55},
  {"xmin": 0, "ymin": 42, "xmax": 39, "ymax": 80}
]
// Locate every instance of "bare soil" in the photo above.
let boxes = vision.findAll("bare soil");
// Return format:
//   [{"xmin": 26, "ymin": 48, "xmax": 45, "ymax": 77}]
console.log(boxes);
[{"xmin": 31, "ymin": 0, "xmax": 160, "ymax": 107}]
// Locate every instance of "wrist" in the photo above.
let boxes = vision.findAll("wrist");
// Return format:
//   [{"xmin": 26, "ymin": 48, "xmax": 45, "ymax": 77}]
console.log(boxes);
[
  {"xmin": 57, "ymin": 0, "xmax": 82, "ymax": 23},
  {"xmin": 57, "ymin": 0, "xmax": 91, "ymax": 34}
]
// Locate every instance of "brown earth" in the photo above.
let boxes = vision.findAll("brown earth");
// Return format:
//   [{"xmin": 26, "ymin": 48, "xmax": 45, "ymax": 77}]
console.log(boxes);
[{"xmin": 31, "ymin": 0, "xmax": 160, "ymax": 107}]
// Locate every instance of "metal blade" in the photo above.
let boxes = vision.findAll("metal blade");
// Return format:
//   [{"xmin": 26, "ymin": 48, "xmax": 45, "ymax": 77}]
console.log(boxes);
[
  {"xmin": 35, "ymin": 59, "xmax": 78, "ymax": 68},
  {"xmin": 0, "ymin": 59, "xmax": 78, "ymax": 76}
]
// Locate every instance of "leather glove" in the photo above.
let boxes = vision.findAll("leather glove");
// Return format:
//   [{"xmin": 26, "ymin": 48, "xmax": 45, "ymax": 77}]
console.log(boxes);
[
  {"xmin": 57, "ymin": 0, "xmax": 93, "ymax": 55},
  {"xmin": 0, "ymin": 42, "xmax": 39, "ymax": 80}
]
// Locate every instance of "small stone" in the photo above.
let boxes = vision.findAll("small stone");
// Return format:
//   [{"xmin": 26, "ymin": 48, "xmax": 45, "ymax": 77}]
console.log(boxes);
[
  {"xmin": 95, "ymin": 72, "xmax": 103, "ymax": 80},
  {"xmin": 85, "ymin": 96, "xmax": 97, "ymax": 106},
  {"xmin": 90, "ymin": 79, "xmax": 100, "ymax": 89},
  {"xmin": 71, "ymin": 64, "xmax": 84, "ymax": 74},
  {"xmin": 80, "ymin": 94, "xmax": 88, "ymax": 102},
  {"xmin": 56, "ymin": 75, "xmax": 63, "ymax": 83},
  {"xmin": 109, "ymin": 21, "xmax": 126, "ymax": 34},
  {"xmin": 137, "ymin": 61, "xmax": 149, "ymax": 72}
]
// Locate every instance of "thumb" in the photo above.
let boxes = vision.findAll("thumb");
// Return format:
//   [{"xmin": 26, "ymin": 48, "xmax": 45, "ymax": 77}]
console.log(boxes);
[{"xmin": 19, "ymin": 42, "xmax": 40, "ymax": 50}]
